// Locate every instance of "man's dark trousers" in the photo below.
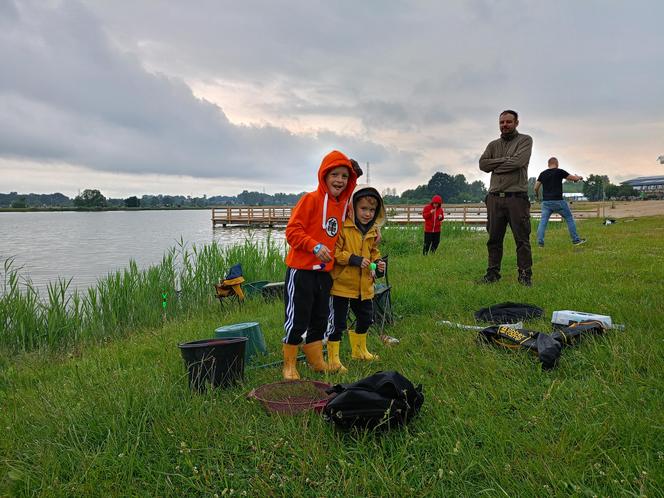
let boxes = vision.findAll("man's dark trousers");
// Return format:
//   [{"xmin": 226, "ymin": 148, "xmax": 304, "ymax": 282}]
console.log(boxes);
[{"xmin": 485, "ymin": 193, "xmax": 532, "ymax": 279}]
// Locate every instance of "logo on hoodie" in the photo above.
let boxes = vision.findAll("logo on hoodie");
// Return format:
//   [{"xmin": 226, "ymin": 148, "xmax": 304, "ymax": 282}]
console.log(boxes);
[{"xmin": 325, "ymin": 217, "xmax": 339, "ymax": 237}]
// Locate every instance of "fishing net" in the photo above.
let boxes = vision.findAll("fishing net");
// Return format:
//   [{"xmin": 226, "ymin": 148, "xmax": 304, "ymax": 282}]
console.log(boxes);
[{"xmin": 248, "ymin": 380, "xmax": 332, "ymax": 414}]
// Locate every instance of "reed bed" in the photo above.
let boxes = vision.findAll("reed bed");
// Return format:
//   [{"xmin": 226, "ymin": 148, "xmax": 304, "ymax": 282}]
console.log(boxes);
[{"xmin": 0, "ymin": 235, "xmax": 285, "ymax": 352}]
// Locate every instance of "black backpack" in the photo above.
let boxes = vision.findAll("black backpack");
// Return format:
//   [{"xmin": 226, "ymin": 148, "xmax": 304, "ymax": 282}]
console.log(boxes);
[{"xmin": 322, "ymin": 371, "xmax": 424, "ymax": 430}]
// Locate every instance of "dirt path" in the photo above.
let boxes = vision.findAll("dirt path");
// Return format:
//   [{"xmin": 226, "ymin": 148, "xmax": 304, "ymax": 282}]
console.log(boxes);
[{"xmin": 578, "ymin": 200, "xmax": 664, "ymax": 219}]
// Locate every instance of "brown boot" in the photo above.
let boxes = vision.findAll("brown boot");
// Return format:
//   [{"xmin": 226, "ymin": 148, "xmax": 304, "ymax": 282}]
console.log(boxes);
[
  {"xmin": 282, "ymin": 344, "xmax": 300, "ymax": 380},
  {"xmin": 302, "ymin": 341, "xmax": 330, "ymax": 372}
]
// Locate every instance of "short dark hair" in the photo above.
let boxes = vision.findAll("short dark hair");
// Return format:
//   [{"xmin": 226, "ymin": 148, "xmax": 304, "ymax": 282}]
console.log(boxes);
[
  {"xmin": 500, "ymin": 109, "xmax": 518, "ymax": 120},
  {"xmin": 548, "ymin": 157, "xmax": 558, "ymax": 165}
]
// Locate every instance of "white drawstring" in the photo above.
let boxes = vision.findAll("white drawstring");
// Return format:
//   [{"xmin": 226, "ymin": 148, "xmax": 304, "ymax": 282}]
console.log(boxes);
[{"xmin": 322, "ymin": 193, "xmax": 328, "ymax": 229}]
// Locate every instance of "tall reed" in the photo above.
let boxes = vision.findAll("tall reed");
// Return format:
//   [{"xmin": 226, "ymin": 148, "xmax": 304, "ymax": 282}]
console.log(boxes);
[{"xmin": 0, "ymin": 234, "xmax": 286, "ymax": 352}]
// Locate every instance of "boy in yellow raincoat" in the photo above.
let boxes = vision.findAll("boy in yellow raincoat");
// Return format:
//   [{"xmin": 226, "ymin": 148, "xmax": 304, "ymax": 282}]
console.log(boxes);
[{"xmin": 326, "ymin": 185, "xmax": 386, "ymax": 372}]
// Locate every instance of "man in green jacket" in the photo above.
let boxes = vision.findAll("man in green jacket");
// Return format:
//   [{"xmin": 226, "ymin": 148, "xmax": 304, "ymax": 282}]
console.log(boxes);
[{"xmin": 478, "ymin": 110, "xmax": 533, "ymax": 286}]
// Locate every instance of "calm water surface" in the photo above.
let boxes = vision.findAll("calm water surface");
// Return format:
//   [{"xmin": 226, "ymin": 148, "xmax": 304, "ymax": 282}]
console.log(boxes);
[{"xmin": 0, "ymin": 210, "xmax": 285, "ymax": 294}]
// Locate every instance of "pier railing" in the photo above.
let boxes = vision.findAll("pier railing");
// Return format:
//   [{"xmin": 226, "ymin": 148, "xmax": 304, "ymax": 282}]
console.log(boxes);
[{"xmin": 212, "ymin": 204, "xmax": 601, "ymax": 227}]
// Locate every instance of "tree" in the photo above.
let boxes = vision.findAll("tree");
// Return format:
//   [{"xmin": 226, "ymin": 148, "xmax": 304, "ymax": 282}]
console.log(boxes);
[
  {"xmin": 605, "ymin": 184, "xmax": 637, "ymax": 199},
  {"xmin": 582, "ymin": 175, "xmax": 610, "ymax": 201},
  {"xmin": 124, "ymin": 196, "xmax": 140, "ymax": 208},
  {"xmin": 401, "ymin": 184, "xmax": 431, "ymax": 203},
  {"xmin": 11, "ymin": 197, "xmax": 27, "ymax": 208},
  {"xmin": 468, "ymin": 180, "xmax": 487, "ymax": 201},
  {"xmin": 74, "ymin": 189, "xmax": 107, "ymax": 208},
  {"xmin": 427, "ymin": 172, "xmax": 460, "ymax": 202}
]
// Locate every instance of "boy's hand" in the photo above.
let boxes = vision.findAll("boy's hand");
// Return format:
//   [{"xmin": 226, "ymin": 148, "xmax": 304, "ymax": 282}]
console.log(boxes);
[
  {"xmin": 376, "ymin": 260, "xmax": 386, "ymax": 273},
  {"xmin": 360, "ymin": 257, "xmax": 371, "ymax": 268},
  {"xmin": 315, "ymin": 245, "xmax": 332, "ymax": 262},
  {"xmin": 350, "ymin": 159, "xmax": 363, "ymax": 178}
]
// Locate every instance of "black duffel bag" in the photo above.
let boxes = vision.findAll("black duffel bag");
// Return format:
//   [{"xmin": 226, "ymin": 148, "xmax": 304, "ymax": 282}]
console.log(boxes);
[
  {"xmin": 478, "ymin": 325, "xmax": 562, "ymax": 370},
  {"xmin": 323, "ymin": 371, "xmax": 424, "ymax": 430}
]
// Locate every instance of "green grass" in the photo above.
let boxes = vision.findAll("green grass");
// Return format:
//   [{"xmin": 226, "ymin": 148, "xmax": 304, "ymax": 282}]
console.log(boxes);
[{"xmin": 1, "ymin": 218, "xmax": 663, "ymax": 496}]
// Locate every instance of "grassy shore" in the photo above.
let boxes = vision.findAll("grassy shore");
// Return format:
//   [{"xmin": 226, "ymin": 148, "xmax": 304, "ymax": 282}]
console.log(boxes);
[{"xmin": 1, "ymin": 217, "xmax": 663, "ymax": 496}]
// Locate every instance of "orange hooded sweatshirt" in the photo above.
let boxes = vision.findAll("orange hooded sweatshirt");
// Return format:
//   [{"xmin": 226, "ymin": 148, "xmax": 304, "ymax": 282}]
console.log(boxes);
[{"xmin": 285, "ymin": 150, "xmax": 358, "ymax": 272}]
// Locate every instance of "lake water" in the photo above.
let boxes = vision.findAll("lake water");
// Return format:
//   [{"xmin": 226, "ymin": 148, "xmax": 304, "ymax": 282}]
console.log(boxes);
[{"xmin": 0, "ymin": 210, "xmax": 285, "ymax": 295}]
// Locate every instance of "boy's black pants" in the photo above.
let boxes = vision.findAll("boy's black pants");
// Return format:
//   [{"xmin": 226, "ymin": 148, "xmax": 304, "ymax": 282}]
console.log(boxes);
[
  {"xmin": 282, "ymin": 268, "xmax": 332, "ymax": 345},
  {"xmin": 423, "ymin": 232, "xmax": 440, "ymax": 255},
  {"xmin": 326, "ymin": 295, "xmax": 374, "ymax": 342}
]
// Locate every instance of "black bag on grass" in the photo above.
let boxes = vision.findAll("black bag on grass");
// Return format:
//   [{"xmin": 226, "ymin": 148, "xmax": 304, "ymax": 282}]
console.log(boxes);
[
  {"xmin": 474, "ymin": 302, "xmax": 544, "ymax": 324},
  {"xmin": 551, "ymin": 320, "xmax": 607, "ymax": 347},
  {"xmin": 323, "ymin": 371, "xmax": 424, "ymax": 430},
  {"xmin": 478, "ymin": 325, "xmax": 561, "ymax": 370}
]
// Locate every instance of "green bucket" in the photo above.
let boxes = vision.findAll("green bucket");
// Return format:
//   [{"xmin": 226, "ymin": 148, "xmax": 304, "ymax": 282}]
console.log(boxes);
[
  {"xmin": 243, "ymin": 280, "xmax": 269, "ymax": 297},
  {"xmin": 214, "ymin": 322, "xmax": 268, "ymax": 362}
]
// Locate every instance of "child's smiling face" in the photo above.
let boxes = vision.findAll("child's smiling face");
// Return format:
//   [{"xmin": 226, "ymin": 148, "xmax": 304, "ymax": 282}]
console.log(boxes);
[{"xmin": 325, "ymin": 166, "xmax": 350, "ymax": 198}]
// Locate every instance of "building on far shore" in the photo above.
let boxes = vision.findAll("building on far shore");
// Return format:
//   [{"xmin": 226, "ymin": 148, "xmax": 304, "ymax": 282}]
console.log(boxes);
[
  {"xmin": 563, "ymin": 192, "xmax": 587, "ymax": 201},
  {"xmin": 621, "ymin": 175, "xmax": 664, "ymax": 198}
]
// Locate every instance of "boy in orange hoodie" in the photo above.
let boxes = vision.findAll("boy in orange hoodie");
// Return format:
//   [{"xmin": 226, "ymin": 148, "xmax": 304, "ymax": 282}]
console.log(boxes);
[{"xmin": 282, "ymin": 150, "xmax": 358, "ymax": 380}]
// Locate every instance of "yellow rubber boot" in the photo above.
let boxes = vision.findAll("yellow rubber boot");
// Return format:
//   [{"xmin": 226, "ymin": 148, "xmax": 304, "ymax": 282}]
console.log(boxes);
[
  {"xmin": 282, "ymin": 344, "xmax": 300, "ymax": 380},
  {"xmin": 326, "ymin": 340, "xmax": 348, "ymax": 373},
  {"xmin": 349, "ymin": 330, "xmax": 379, "ymax": 361},
  {"xmin": 302, "ymin": 341, "xmax": 330, "ymax": 372}
]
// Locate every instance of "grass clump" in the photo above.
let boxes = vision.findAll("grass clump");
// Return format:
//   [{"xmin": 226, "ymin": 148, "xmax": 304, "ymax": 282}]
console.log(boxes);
[
  {"xmin": 1, "ymin": 218, "xmax": 663, "ymax": 496},
  {"xmin": 0, "ymin": 234, "xmax": 285, "ymax": 352}
]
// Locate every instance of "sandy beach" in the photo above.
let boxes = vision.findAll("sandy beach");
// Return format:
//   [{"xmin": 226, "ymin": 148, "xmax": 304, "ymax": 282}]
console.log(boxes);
[{"xmin": 578, "ymin": 200, "xmax": 664, "ymax": 219}]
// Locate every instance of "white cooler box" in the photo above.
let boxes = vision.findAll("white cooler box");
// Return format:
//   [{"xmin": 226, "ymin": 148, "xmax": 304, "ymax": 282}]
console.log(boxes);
[{"xmin": 552, "ymin": 310, "xmax": 613, "ymax": 329}]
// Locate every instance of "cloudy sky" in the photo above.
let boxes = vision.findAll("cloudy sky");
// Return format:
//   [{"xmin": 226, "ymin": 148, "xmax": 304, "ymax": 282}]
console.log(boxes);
[{"xmin": 1, "ymin": 0, "xmax": 663, "ymax": 198}]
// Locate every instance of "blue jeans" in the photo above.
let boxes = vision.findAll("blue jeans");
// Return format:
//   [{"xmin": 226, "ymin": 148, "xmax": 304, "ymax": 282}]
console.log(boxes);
[{"xmin": 537, "ymin": 200, "xmax": 581, "ymax": 245}]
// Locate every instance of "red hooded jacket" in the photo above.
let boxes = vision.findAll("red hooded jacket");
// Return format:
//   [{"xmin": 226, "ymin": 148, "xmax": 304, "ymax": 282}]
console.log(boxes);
[
  {"xmin": 285, "ymin": 151, "xmax": 358, "ymax": 271},
  {"xmin": 422, "ymin": 195, "xmax": 445, "ymax": 232}
]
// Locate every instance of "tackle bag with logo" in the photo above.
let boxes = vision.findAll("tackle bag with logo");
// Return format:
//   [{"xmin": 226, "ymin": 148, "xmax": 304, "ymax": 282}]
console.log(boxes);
[
  {"xmin": 551, "ymin": 320, "xmax": 607, "ymax": 347},
  {"xmin": 322, "ymin": 371, "xmax": 424, "ymax": 430},
  {"xmin": 477, "ymin": 325, "xmax": 561, "ymax": 370}
]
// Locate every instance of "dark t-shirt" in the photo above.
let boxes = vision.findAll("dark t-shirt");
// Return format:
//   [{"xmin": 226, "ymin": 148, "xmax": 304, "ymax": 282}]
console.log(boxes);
[{"xmin": 537, "ymin": 168, "xmax": 569, "ymax": 201}]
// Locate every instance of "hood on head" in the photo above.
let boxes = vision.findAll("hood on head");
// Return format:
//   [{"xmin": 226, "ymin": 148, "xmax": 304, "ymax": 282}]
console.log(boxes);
[
  {"xmin": 316, "ymin": 150, "xmax": 358, "ymax": 230},
  {"xmin": 431, "ymin": 195, "xmax": 443, "ymax": 204},
  {"xmin": 350, "ymin": 184, "xmax": 386, "ymax": 228},
  {"xmin": 317, "ymin": 150, "xmax": 357, "ymax": 197}
]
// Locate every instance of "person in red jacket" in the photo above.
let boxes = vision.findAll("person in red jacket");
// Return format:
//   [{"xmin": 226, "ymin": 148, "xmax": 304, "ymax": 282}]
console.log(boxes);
[
  {"xmin": 422, "ymin": 194, "xmax": 445, "ymax": 254},
  {"xmin": 282, "ymin": 150, "xmax": 359, "ymax": 380}
]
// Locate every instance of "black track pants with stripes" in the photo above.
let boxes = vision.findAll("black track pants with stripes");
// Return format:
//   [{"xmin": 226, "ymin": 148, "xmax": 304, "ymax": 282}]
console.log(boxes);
[
  {"xmin": 326, "ymin": 295, "xmax": 374, "ymax": 342},
  {"xmin": 282, "ymin": 268, "xmax": 332, "ymax": 345}
]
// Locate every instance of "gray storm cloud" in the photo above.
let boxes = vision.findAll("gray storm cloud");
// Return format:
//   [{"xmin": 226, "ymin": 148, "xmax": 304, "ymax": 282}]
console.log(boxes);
[
  {"xmin": 0, "ymin": 0, "xmax": 419, "ymax": 188},
  {"xmin": 1, "ymin": 0, "xmax": 663, "ymax": 195}
]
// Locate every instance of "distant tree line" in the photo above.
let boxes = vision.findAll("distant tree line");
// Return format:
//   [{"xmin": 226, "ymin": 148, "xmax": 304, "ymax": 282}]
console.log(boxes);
[
  {"xmin": 0, "ymin": 189, "xmax": 307, "ymax": 209},
  {"xmin": 398, "ymin": 172, "xmax": 487, "ymax": 204},
  {"xmin": 0, "ymin": 171, "xmax": 639, "ymax": 209}
]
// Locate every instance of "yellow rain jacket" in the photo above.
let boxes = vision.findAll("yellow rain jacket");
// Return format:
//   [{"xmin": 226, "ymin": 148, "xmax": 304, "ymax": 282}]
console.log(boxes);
[{"xmin": 331, "ymin": 186, "xmax": 386, "ymax": 301}]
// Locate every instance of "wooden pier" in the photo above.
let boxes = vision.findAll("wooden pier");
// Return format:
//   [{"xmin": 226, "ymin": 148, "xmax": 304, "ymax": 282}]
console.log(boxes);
[{"xmin": 212, "ymin": 204, "xmax": 601, "ymax": 227}]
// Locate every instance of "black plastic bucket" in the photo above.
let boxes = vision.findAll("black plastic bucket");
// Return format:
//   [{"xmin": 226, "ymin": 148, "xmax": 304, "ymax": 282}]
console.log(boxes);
[{"xmin": 178, "ymin": 337, "xmax": 248, "ymax": 391}]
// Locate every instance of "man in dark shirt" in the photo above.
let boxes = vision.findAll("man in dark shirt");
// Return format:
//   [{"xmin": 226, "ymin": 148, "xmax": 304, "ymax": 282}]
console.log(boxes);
[
  {"xmin": 478, "ymin": 110, "xmax": 533, "ymax": 286},
  {"xmin": 534, "ymin": 157, "xmax": 586, "ymax": 247}
]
